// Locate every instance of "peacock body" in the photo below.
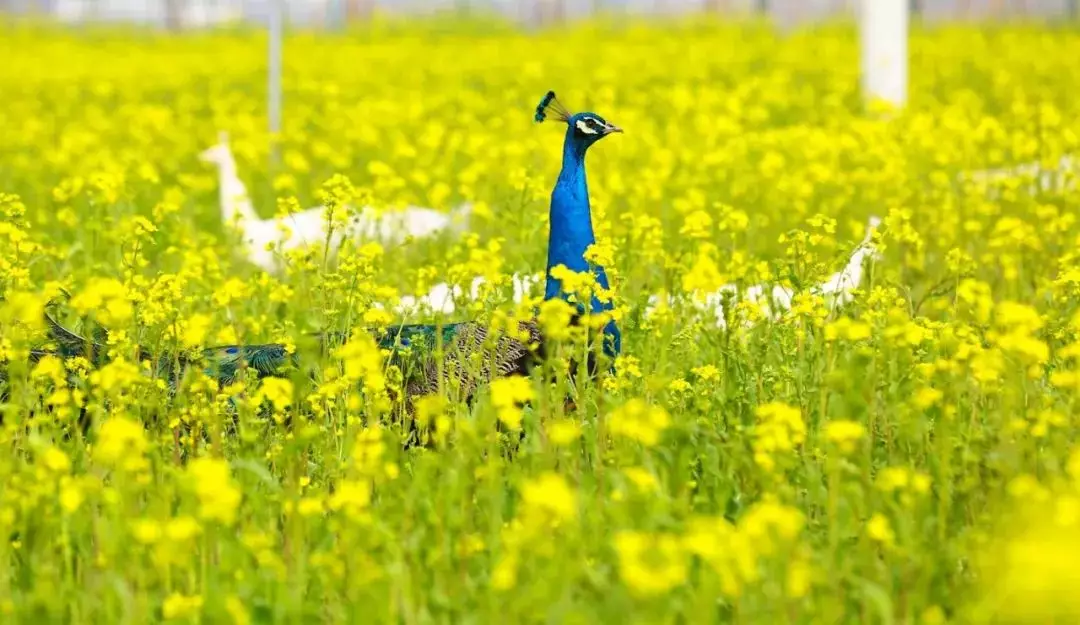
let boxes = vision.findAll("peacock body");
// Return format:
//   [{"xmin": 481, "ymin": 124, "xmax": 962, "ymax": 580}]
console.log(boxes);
[
  {"xmin": 38, "ymin": 312, "xmax": 539, "ymax": 403},
  {"xmin": 10, "ymin": 91, "xmax": 623, "ymax": 422}
]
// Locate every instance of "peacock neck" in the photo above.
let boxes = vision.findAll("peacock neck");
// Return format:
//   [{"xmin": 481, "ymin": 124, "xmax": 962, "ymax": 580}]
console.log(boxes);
[
  {"xmin": 216, "ymin": 156, "xmax": 259, "ymax": 225},
  {"xmin": 544, "ymin": 131, "xmax": 621, "ymax": 357}
]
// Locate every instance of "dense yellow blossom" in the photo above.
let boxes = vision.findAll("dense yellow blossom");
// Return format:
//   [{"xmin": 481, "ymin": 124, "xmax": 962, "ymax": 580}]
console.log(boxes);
[
  {"xmin": 520, "ymin": 472, "xmax": 577, "ymax": 526},
  {"xmin": 613, "ymin": 530, "xmax": 688, "ymax": 597},
  {"xmin": 185, "ymin": 457, "xmax": 242, "ymax": 526},
  {"xmin": 1, "ymin": 17, "xmax": 1079, "ymax": 624},
  {"xmin": 489, "ymin": 375, "xmax": 534, "ymax": 430},
  {"xmin": 94, "ymin": 416, "xmax": 149, "ymax": 471},
  {"xmin": 255, "ymin": 377, "xmax": 294, "ymax": 412},
  {"xmin": 753, "ymin": 402, "xmax": 806, "ymax": 471},
  {"xmin": 824, "ymin": 419, "xmax": 866, "ymax": 455},
  {"xmin": 608, "ymin": 398, "xmax": 671, "ymax": 446},
  {"xmin": 866, "ymin": 514, "xmax": 896, "ymax": 549}
]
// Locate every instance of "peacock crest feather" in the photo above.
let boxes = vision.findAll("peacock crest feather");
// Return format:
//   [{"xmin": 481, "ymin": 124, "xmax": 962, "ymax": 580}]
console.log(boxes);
[{"xmin": 535, "ymin": 90, "xmax": 571, "ymax": 123}]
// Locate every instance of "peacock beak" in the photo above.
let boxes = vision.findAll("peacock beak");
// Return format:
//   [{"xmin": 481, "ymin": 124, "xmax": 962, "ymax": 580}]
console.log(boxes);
[{"xmin": 603, "ymin": 123, "xmax": 623, "ymax": 135}]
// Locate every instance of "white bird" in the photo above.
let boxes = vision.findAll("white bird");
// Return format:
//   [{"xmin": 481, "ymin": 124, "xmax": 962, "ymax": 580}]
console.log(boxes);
[
  {"xmin": 392, "ymin": 272, "xmax": 544, "ymax": 316},
  {"xmin": 395, "ymin": 217, "xmax": 884, "ymax": 323},
  {"xmin": 646, "ymin": 216, "xmax": 883, "ymax": 329},
  {"xmin": 815, "ymin": 215, "xmax": 881, "ymax": 305},
  {"xmin": 199, "ymin": 132, "xmax": 472, "ymax": 271},
  {"xmin": 962, "ymin": 155, "xmax": 1076, "ymax": 196}
]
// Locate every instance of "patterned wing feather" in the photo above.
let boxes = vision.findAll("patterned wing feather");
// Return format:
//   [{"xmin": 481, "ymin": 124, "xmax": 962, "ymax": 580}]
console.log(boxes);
[
  {"xmin": 404, "ymin": 319, "xmax": 543, "ymax": 403},
  {"xmin": 199, "ymin": 344, "xmax": 293, "ymax": 385},
  {"xmin": 28, "ymin": 310, "xmax": 546, "ymax": 419}
]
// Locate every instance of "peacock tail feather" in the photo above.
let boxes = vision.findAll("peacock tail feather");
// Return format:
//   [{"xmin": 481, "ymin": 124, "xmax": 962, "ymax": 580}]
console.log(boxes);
[
  {"xmin": 23, "ymin": 313, "xmax": 546, "ymax": 414},
  {"xmin": 199, "ymin": 344, "xmax": 297, "ymax": 386}
]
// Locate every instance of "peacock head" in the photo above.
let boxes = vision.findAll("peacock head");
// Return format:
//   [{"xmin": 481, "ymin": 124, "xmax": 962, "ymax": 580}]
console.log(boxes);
[
  {"xmin": 198, "ymin": 131, "xmax": 233, "ymax": 166},
  {"xmin": 534, "ymin": 90, "xmax": 621, "ymax": 152}
]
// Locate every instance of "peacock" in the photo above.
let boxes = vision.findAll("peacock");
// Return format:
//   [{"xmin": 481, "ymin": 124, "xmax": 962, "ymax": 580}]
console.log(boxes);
[{"xmin": 19, "ymin": 91, "xmax": 623, "ymax": 424}]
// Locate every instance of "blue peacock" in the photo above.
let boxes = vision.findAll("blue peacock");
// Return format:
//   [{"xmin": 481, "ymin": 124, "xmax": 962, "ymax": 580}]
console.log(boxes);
[{"xmin": 12, "ymin": 91, "xmax": 623, "ymax": 417}]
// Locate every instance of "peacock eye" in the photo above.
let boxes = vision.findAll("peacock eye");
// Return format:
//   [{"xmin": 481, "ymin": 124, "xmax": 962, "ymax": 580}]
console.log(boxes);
[{"xmin": 575, "ymin": 117, "xmax": 602, "ymax": 135}]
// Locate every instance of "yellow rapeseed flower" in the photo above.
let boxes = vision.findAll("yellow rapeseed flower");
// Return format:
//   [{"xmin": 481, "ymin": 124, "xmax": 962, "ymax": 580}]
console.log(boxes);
[
  {"xmin": 866, "ymin": 514, "xmax": 895, "ymax": 549},
  {"xmin": 182, "ymin": 313, "xmax": 213, "ymax": 349},
  {"xmin": 255, "ymin": 377, "xmax": 294, "ymax": 412},
  {"xmin": 753, "ymin": 402, "xmax": 806, "ymax": 471},
  {"xmin": 613, "ymin": 530, "xmax": 688, "ymax": 597},
  {"xmin": 162, "ymin": 592, "xmax": 203, "ymax": 621},
  {"xmin": 329, "ymin": 479, "xmax": 372, "ymax": 520},
  {"xmin": 40, "ymin": 446, "xmax": 71, "ymax": 474},
  {"xmin": 185, "ymin": 457, "xmax": 242, "ymax": 526},
  {"xmin": 681, "ymin": 244, "xmax": 726, "ymax": 297},
  {"xmin": 70, "ymin": 277, "xmax": 133, "ymax": 325},
  {"xmin": 536, "ymin": 298, "xmax": 577, "ymax": 341},
  {"xmin": 95, "ymin": 416, "xmax": 148, "ymax": 471},
  {"xmin": 545, "ymin": 418, "xmax": 582, "ymax": 446},
  {"xmin": 824, "ymin": 420, "xmax": 866, "ymax": 455},
  {"xmin": 333, "ymin": 332, "xmax": 386, "ymax": 398},
  {"xmin": 608, "ymin": 398, "xmax": 671, "ymax": 446},
  {"xmin": 489, "ymin": 375, "xmax": 534, "ymax": 430},
  {"xmin": 0, "ymin": 290, "xmax": 46, "ymax": 331},
  {"xmin": 520, "ymin": 472, "xmax": 577, "ymax": 526},
  {"xmin": 622, "ymin": 467, "xmax": 660, "ymax": 493}
]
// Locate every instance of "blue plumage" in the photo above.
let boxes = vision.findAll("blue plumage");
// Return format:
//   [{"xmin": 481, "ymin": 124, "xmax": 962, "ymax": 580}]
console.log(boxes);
[{"xmin": 539, "ymin": 93, "xmax": 624, "ymax": 359}]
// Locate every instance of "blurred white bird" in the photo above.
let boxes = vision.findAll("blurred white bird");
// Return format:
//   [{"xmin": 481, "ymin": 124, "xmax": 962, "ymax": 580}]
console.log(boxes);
[
  {"xmin": 391, "ymin": 215, "xmax": 883, "ymax": 325},
  {"xmin": 392, "ymin": 272, "xmax": 544, "ymax": 316},
  {"xmin": 200, "ymin": 132, "xmax": 472, "ymax": 271},
  {"xmin": 962, "ymin": 155, "xmax": 1076, "ymax": 196},
  {"xmin": 645, "ymin": 216, "xmax": 882, "ymax": 329}
]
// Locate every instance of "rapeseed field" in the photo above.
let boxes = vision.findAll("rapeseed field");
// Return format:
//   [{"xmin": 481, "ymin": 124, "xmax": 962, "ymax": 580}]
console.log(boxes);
[{"xmin": 1, "ymin": 16, "xmax": 1080, "ymax": 623}]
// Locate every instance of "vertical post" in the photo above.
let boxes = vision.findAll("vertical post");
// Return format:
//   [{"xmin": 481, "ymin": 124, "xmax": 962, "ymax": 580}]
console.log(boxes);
[
  {"xmin": 268, "ymin": 0, "xmax": 282, "ymax": 161},
  {"xmin": 704, "ymin": 0, "xmax": 727, "ymax": 14},
  {"xmin": 859, "ymin": 0, "xmax": 907, "ymax": 110},
  {"xmin": 347, "ymin": 0, "xmax": 373, "ymax": 21},
  {"xmin": 164, "ymin": 0, "xmax": 184, "ymax": 30},
  {"xmin": 775, "ymin": 0, "xmax": 799, "ymax": 33},
  {"xmin": 326, "ymin": 0, "xmax": 344, "ymax": 29}
]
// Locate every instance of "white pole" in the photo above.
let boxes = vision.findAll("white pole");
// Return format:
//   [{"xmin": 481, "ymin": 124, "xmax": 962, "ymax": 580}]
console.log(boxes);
[
  {"xmin": 328, "ymin": 0, "xmax": 346, "ymax": 29},
  {"xmin": 268, "ymin": 0, "xmax": 283, "ymax": 153},
  {"xmin": 859, "ymin": 0, "xmax": 908, "ymax": 109}
]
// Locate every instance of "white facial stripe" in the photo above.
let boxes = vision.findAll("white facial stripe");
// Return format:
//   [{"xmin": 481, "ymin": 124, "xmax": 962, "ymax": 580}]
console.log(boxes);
[{"xmin": 575, "ymin": 119, "xmax": 599, "ymax": 135}]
